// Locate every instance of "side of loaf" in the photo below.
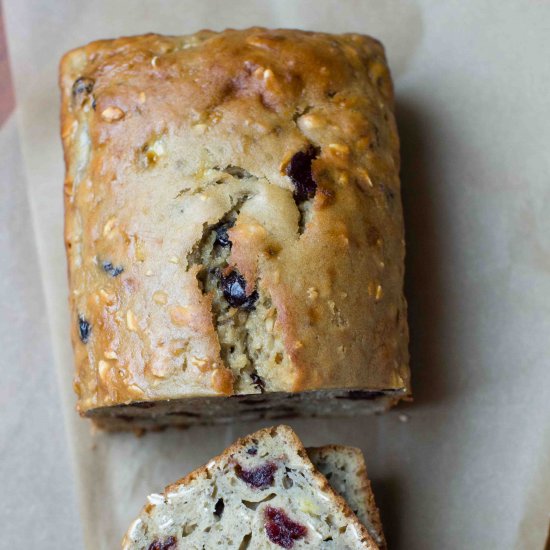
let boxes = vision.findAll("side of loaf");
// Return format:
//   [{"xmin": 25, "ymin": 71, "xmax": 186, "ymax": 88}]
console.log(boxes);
[
  {"xmin": 60, "ymin": 28, "xmax": 409, "ymax": 428},
  {"xmin": 122, "ymin": 425, "xmax": 380, "ymax": 549}
]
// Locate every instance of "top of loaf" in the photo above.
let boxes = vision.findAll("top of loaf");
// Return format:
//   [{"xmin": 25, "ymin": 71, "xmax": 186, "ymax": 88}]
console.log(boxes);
[{"xmin": 60, "ymin": 28, "xmax": 409, "ymax": 411}]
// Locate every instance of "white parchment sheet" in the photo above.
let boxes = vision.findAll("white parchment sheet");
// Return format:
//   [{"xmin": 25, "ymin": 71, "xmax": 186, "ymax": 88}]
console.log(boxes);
[{"xmin": 4, "ymin": 1, "xmax": 550, "ymax": 548}]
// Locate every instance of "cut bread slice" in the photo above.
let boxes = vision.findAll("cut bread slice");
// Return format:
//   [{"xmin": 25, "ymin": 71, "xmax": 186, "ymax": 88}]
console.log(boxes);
[
  {"xmin": 307, "ymin": 446, "xmax": 386, "ymax": 549},
  {"xmin": 122, "ymin": 426, "xmax": 378, "ymax": 549}
]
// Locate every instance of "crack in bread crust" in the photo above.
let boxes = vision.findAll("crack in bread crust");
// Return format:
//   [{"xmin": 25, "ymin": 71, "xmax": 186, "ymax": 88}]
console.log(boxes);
[{"xmin": 185, "ymin": 173, "xmax": 287, "ymax": 394}]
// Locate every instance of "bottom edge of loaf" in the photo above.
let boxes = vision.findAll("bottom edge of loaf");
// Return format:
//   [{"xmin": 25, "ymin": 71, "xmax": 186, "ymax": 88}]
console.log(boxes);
[{"xmin": 85, "ymin": 388, "xmax": 407, "ymax": 431}]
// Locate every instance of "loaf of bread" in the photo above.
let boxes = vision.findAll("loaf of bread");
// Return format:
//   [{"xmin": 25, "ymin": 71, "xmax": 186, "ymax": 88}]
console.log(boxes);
[
  {"xmin": 60, "ymin": 28, "xmax": 409, "ymax": 429},
  {"xmin": 122, "ymin": 425, "xmax": 382, "ymax": 549}
]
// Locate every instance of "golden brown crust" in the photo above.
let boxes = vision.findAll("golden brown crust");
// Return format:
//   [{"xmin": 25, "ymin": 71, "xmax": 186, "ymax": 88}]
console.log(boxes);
[{"xmin": 60, "ymin": 28, "xmax": 409, "ymax": 414}]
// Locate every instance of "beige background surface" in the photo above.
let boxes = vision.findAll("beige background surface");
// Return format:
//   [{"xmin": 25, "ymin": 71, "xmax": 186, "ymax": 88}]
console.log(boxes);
[{"xmin": 2, "ymin": 1, "xmax": 549, "ymax": 548}]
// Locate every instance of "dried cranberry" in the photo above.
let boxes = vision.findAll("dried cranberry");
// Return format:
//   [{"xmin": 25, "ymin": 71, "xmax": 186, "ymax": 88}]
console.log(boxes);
[
  {"xmin": 250, "ymin": 372, "xmax": 265, "ymax": 392},
  {"xmin": 286, "ymin": 146, "xmax": 319, "ymax": 203},
  {"xmin": 220, "ymin": 270, "xmax": 258, "ymax": 310},
  {"xmin": 235, "ymin": 462, "xmax": 277, "ymax": 489},
  {"xmin": 147, "ymin": 536, "xmax": 177, "ymax": 550},
  {"xmin": 78, "ymin": 315, "xmax": 91, "ymax": 343},
  {"xmin": 72, "ymin": 77, "xmax": 95, "ymax": 107},
  {"xmin": 264, "ymin": 506, "xmax": 307, "ymax": 548},
  {"xmin": 102, "ymin": 260, "xmax": 124, "ymax": 277},
  {"xmin": 213, "ymin": 221, "xmax": 234, "ymax": 248}
]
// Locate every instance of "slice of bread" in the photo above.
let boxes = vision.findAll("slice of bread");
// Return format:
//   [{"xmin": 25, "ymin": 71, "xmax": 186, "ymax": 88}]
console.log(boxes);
[
  {"xmin": 122, "ymin": 426, "xmax": 378, "ymax": 549},
  {"xmin": 307, "ymin": 446, "xmax": 386, "ymax": 549}
]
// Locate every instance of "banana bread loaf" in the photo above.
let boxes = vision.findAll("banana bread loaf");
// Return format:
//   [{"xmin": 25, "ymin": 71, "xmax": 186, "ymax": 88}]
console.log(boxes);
[
  {"xmin": 122, "ymin": 425, "xmax": 380, "ymax": 549},
  {"xmin": 60, "ymin": 28, "xmax": 409, "ymax": 429}
]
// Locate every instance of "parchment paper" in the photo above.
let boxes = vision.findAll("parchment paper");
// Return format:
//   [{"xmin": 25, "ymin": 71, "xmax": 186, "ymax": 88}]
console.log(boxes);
[
  {"xmin": 0, "ymin": 115, "xmax": 83, "ymax": 548},
  {"xmin": 4, "ymin": 1, "xmax": 550, "ymax": 548}
]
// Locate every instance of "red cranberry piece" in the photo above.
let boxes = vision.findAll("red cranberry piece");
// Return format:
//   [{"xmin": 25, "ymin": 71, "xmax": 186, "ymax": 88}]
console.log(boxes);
[
  {"xmin": 286, "ymin": 146, "xmax": 319, "ymax": 203},
  {"xmin": 264, "ymin": 506, "xmax": 307, "ymax": 548},
  {"xmin": 235, "ymin": 462, "xmax": 277, "ymax": 489},
  {"xmin": 72, "ymin": 76, "xmax": 95, "ymax": 107},
  {"xmin": 213, "ymin": 221, "xmax": 234, "ymax": 248},
  {"xmin": 102, "ymin": 260, "xmax": 124, "ymax": 277},
  {"xmin": 78, "ymin": 315, "xmax": 91, "ymax": 343},
  {"xmin": 72, "ymin": 76, "xmax": 94, "ymax": 96},
  {"xmin": 147, "ymin": 535, "xmax": 177, "ymax": 550},
  {"xmin": 220, "ymin": 270, "xmax": 258, "ymax": 310}
]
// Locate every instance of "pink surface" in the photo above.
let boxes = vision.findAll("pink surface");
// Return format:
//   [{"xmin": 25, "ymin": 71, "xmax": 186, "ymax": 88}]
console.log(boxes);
[{"xmin": 0, "ymin": 4, "xmax": 15, "ymax": 126}]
